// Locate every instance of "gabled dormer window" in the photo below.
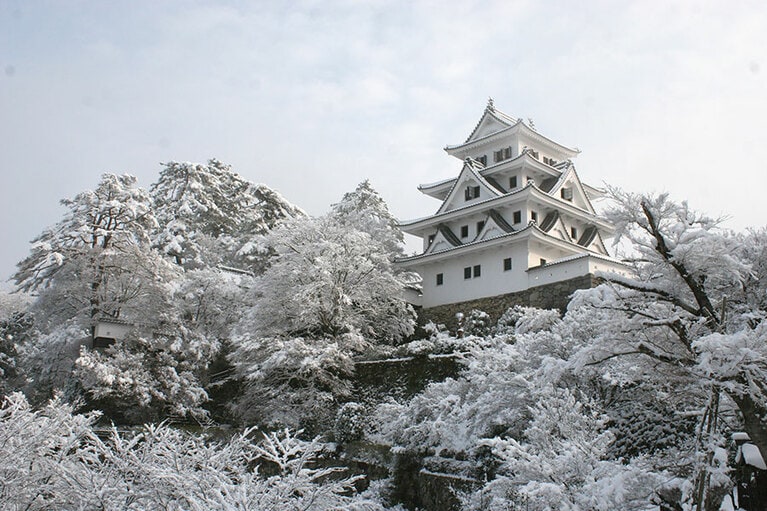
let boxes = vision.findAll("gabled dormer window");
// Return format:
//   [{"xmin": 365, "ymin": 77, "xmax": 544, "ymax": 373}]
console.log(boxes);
[
  {"xmin": 465, "ymin": 185, "xmax": 480, "ymax": 201},
  {"xmin": 494, "ymin": 147, "xmax": 512, "ymax": 163},
  {"xmin": 561, "ymin": 187, "xmax": 573, "ymax": 201}
]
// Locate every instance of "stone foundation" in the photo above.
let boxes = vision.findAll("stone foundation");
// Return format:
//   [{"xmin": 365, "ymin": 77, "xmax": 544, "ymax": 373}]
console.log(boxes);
[{"xmin": 418, "ymin": 273, "xmax": 598, "ymax": 331}]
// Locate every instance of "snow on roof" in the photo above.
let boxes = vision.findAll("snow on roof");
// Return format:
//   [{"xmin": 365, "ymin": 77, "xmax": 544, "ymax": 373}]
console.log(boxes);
[
  {"xmin": 739, "ymin": 443, "xmax": 767, "ymax": 470},
  {"xmin": 732, "ymin": 432, "xmax": 751, "ymax": 442}
]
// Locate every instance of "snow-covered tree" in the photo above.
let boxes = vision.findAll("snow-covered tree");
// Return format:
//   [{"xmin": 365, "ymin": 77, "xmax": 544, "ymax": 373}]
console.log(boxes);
[
  {"xmin": 0, "ymin": 392, "xmax": 385, "ymax": 510},
  {"xmin": 151, "ymin": 159, "xmax": 304, "ymax": 271},
  {"xmin": 462, "ymin": 386, "xmax": 663, "ymax": 511},
  {"xmin": 565, "ymin": 189, "xmax": 767, "ymax": 508},
  {"xmin": 11, "ymin": 174, "xmax": 225, "ymax": 418},
  {"xmin": 330, "ymin": 179, "xmax": 405, "ymax": 258},
  {"xmin": 230, "ymin": 211, "xmax": 415, "ymax": 429},
  {"xmin": 74, "ymin": 327, "xmax": 217, "ymax": 423},
  {"xmin": 15, "ymin": 174, "xmax": 160, "ymax": 326},
  {"xmin": 237, "ymin": 215, "xmax": 414, "ymax": 342},
  {"xmin": 0, "ymin": 291, "xmax": 32, "ymax": 397}
]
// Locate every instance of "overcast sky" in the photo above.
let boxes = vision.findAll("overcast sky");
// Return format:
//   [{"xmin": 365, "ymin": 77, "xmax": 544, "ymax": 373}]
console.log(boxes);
[{"xmin": 2, "ymin": 0, "xmax": 767, "ymax": 283}]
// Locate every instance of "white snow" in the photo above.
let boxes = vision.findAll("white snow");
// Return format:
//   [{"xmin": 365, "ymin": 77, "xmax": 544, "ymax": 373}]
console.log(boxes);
[{"xmin": 740, "ymin": 443, "xmax": 767, "ymax": 470}]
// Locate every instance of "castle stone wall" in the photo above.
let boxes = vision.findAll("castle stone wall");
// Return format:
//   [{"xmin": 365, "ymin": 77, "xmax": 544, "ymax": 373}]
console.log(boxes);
[{"xmin": 417, "ymin": 273, "xmax": 598, "ymax": 331}]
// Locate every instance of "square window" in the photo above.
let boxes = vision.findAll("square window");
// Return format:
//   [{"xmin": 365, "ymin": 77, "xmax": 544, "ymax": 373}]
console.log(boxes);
[
  {"xmin": 464, "ymin": 267, "xmax": 472, "ymax": 279},
  {"xmin": 473, "ymin": 265, "xmax": 481, "ymax": 277},
  {"xmin": 465, "ymin": 185, "xmax": 480, "ymax": 201},
  {"xmin": 460, "ymin": 225, "xmax": 469, "ymax": 238},
  {"xmin": 531, "ymin": 211, "xmax": 538, "ymax": 222},
  {"xmin": 503, "ymin": 257, "xmax": 512, "ymax": 271},
  {"xmin": 477, "ymin": 220, "xmax": 485, "ymax": 233},
  {"xmin": 513, "ymin": 210, "xmax": 521, "ymax": 224},
  {"xmin": 493, "ymin": 147, "xmax": 511, "ymax": 163},
  {"xmin": 436, "ymin": 273, "xmax": 444, "ymax": 286},
  {"xmin": 561, "ymin": 188, "xmax": 573, "ymax": 201},
  {"xmin": 509, "ymin": 176, "xmax": 518, "ymax": 188}
]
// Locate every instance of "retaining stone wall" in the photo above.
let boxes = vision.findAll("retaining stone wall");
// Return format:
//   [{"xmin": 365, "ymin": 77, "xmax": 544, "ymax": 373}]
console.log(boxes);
[{"xmin": 419, "ymin": 274, "xmax": 599, "ymax": 331}]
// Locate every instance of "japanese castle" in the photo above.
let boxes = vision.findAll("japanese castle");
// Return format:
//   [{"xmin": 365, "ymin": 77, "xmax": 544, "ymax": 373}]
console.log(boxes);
[{"xmin": 398, "ymin": 99, "xmax": 626, "ymax": 309}]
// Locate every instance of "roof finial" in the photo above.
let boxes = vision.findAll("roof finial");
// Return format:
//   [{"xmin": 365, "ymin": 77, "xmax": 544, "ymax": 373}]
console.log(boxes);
[{"xmin": 487, "ymin": 97, "xmax": 495, "ymax": 112}]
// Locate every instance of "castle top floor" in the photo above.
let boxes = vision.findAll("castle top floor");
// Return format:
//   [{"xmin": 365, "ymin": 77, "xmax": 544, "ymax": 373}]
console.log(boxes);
[{"xmin": 443, "ymin": 98, "xmax": 579, "ymax": 168}]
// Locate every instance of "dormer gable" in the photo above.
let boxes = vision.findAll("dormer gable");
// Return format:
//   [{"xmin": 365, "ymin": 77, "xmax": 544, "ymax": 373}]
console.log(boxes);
[
  {"xmin": 546, "ymin": 167, "xmax": 596, "ymax": 214},
  {"xmin": 576, "ymin": 225, "xmax": 609, "ymax": 255},
  {"xmin": 425, "ymin": 224, "xmax": 462, "ymax": 254},
  {"xmin": 476, "ymin": 209, "xmax": 515, "ymax": 242},
  {"xmin": 436, "ymin": 159, "xmax": 502, "ymax": 214},
  {"xmin": 538, "ymin": 210, "xmax": 572, "ymax": 242}
]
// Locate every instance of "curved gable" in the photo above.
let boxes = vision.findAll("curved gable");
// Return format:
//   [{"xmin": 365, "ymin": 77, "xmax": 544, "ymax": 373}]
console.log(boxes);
[
  {"xmin": 436, "ymin": 160, "xmax": 503, "ymax": 214},
  {"xmin": 547, "ymin": 167, "xmax": 596, "ymax": 214}
]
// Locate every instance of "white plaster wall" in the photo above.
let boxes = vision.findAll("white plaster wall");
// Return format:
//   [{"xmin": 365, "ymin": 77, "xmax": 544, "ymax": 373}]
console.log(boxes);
[
  {"xmin": 94, "ymin": 322, "xmax": 132, "ymax": 341},
  {"xmin": 527, "ymin": 255, "xmax": 629, "ymax": 287},
  {"xmin": 417, "ymin": 242, "xmax": 530, "ymax": 308}
]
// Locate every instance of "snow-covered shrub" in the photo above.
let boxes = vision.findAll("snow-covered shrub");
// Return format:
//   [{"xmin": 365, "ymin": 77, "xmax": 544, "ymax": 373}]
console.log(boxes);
[
  {"xmin": 464, "ymin": 309, "xmax": 493, "ymax": 337},
  {"xmin": 371, "ymin": 336, "xmax": 532, "ymax": 455},
  {"xmin": 462, "ymin": 386, "xmax": 664, "ymax": 511},
  {"xmin": 0, "ymin": 392, "xmax": 386, "ymax": 510},
  {"xmin": 497, "ymin": 305, "xmax": 562, "ymax": 335},
  {"xmin": 229, "ymin": 333, "xmax": 358, "ymax": 430},
  {"xmin": 334, "ymin": 402, "xmax": 368, "ymax": 443},
  {"xmin": 75, "ymin": 331, "xmax": 216, "ymax": 424}
]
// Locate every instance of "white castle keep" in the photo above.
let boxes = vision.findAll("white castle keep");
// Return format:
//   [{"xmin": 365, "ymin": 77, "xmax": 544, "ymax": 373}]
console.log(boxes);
[{"xmin": 397, "ymin": 99, "xmax": 626, "ymax": 309}]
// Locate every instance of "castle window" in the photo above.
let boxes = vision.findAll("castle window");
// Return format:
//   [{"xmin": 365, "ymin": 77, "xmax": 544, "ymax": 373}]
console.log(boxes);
[
  {"xmin": 509, "ymin": 176, "xmax": 518, "ymax": 188},
  {"xmin": 503, "ymin": 257, "xmax": 512, "ymax": 271},
  {"xmin": 428, "ymin": 234, "xmax": 435, "ymax": 246},
  {"xmin": 530, "ymin": 211, "xmax": 538, "ymax": 222},
  {"xmin": 570, "ymin": 227, "xmax": 578, "ymax": 240},
  {"xmin": 494, "ymin": 147, "xmax": 512, "ymax": 162},
  {"xmin": 464, "ymin": 267, "xmax": 472, "ymax": 279},
  {"xmin": 543, "ymin": 156, "xmax": 557, "ymax": 166},
  {"xmin": 477, "ymin": 220, "xmax": 485, "ymax": 233},
  {"xmin": 540, "ymin": 258, "xmax": 547, "ymax": 266},
  {"xmin": 436, "ymin": 273, "xmax": 444, "ymax": 286},
  {"xmin": 561, "ymin": 187, "xmax": 573, "ymax": 201},
  {"xmin": 473, "ymin": 265, "xmax": 481, "ymax": 277},
  {"xmin": 460, "ymin": 225, "xmax": 469, "ymax": 238},
  {"xmin": 465, "ymin": 185, "xmax": 480, "ymax": 201},
  {"xmin": 513, "ymin": 210, "xmax": 521, "ymax": 224},
  {"xmin": 476, "ymin": 155, "xmax": 487, "ymax": 166}
]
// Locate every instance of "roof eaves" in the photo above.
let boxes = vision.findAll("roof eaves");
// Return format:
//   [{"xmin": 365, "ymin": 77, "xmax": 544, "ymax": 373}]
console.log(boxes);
[{"xmin": 396, "ymin": 224, "xmax": 534, "ymax": 264}]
